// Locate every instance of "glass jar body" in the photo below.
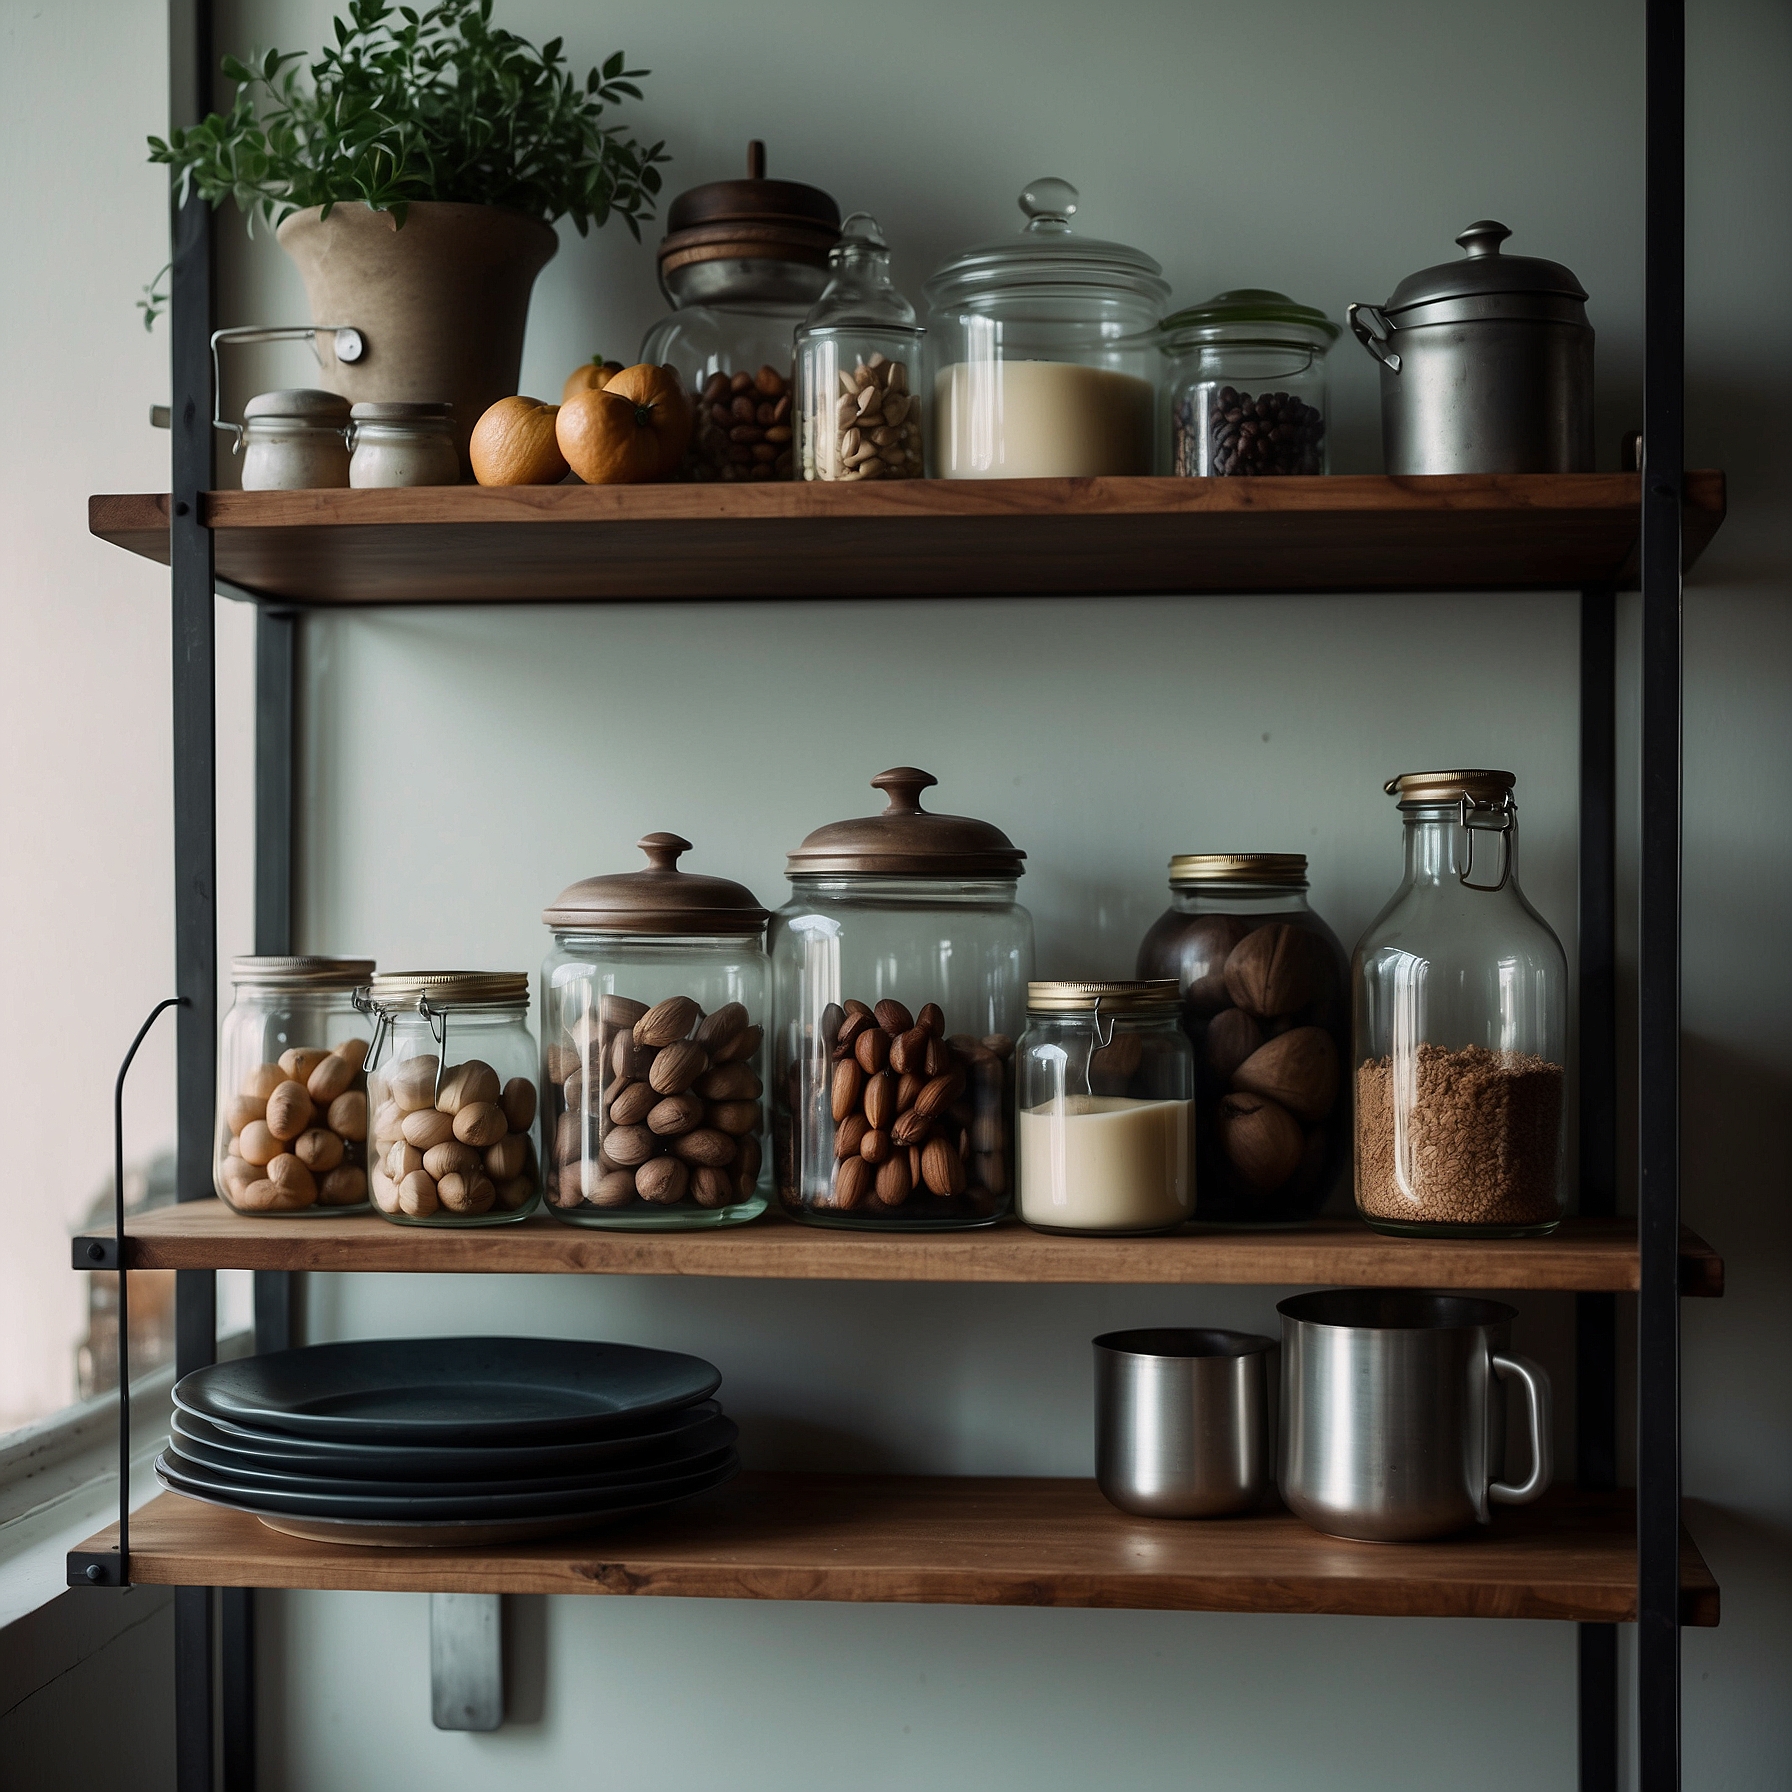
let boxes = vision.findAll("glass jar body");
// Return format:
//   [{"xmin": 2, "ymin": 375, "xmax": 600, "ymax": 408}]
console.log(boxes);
[
  {"xmin": 924, "ymin": 292, "xmax": 1161, "ymax": 479},
  {"xmin": 1353, "ymin": 810, "xmax": 1567, "ymax": 1236},
  {"xmin": 642, "ymin": 300, "xmax": 808, "ymax": 481},
  {"xmin": 796, "ymin": 331, "xmax": 925, "ymax": 481},
  {"xmin": 215, "ymin": 988, "xmax": 374, "ymax": 1215},
  {"xmin": 240, "ymin": 418, "xmax": 350, "ymax": 491},
  {"xmin": 770, "ymin": 877, "xmax": 1034, "ymax": 1228},
  {"xmin": 367, "ymin": 1007, "xmax": 541, "ymax": 1226},
  {"xmin": 540, "ymin": 933, "xmax": 770, "ymax": 1229},
  {"xmin": 1136, "ymin": 882, "xmax": 1349, "ymax": 1223},
  {"xmin": 1016, "ymin": 1012, "xmax": 1194, "ymax": 1235},
  {"xmin": 348, "ymin": 421, "xmax": 459, "ymax": 488},
  {"xmin": 1162, "ymin": 342, "xmax": 1329, "ymax": 476}
]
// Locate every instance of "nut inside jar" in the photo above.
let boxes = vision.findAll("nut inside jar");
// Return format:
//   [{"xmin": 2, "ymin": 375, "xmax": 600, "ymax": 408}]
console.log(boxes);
[
  {"xmin": 219, "ymin": 1039, "xmax": 372, "ymax": 1213},
  {"xmin": 367, "ymin": 1056, "xmax": 539, "ymax": 1220},
  {"xmin": 691, "ymin": 367, "xmax": 793, "ymax": 481}
]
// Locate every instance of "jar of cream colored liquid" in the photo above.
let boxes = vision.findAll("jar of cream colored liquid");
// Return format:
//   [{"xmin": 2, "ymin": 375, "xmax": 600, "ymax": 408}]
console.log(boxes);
[
  {"xmin": 1016, "ymin": 981, "xmax": 1195, "ymax": 1235},
  {"xmin": 349, "ymin": 402, "xmax": 460, "ymax": 486},
  {"xmin": 923, "ymin": 179, "xmax": 1167, "ymax": 479}
]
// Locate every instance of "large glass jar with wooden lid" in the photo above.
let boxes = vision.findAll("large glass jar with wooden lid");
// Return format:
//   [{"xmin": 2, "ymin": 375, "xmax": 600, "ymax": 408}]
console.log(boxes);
[
  {"xmin": 1353, "ymin": 771, "xmax": 1567, "ymax": 1236},
  {"xmin": 363, "ymin": 973, "xmax": 541, "ymax": 1227},
  {"xmin": 1135, "ymin": 854, "xmax": 1349, "ymax": 1224},
  {"xmin": 214, "ymin": 956, "xmax": 375, "ymax": 1216},
  {"xmin": 770, "ymin": 768, "xmax": 1033, "ymax": 1229},
  {"xmin": 640, "ymin": 141, "xmax": 841, "ymax": 482},
  {"xmin": 540, "ymin": 834, "xmax": 770, "ymax": 1229}
]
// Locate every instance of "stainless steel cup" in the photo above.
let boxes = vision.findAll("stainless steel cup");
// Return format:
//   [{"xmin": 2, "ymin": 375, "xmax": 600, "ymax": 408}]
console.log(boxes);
[
  {"xmin": 1278, "ymin": 1289, "xmax": 1552, "ymax": 1542},
  {"xmin": 1094, "ymin": 1328, "xmax": 1274, "ymax": 1518}
]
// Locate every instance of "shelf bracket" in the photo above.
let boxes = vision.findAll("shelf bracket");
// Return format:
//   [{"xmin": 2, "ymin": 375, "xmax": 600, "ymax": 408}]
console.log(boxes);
[{"xmin": 431, "ymin": 1594, "xmax": 505, "ymax": 1731}]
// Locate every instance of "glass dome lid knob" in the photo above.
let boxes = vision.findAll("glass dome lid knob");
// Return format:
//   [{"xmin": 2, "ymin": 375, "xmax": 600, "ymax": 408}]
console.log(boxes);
[
  {"xmin": 835, "ymin": 211, "xmax": 889, "ymax": 255},
  {"xmin": 1020, "ymin": 178, "xmax": 1079, "ymax": 232}
]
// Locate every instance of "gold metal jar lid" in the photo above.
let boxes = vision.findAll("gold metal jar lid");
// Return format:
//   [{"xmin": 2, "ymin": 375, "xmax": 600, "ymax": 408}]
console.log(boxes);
[
  {"xmin": 1384, "ymin": 769, "xmax": 1516, "ymax": 807},
  {"xmin": 369, "ymin": 971, "xmax": 529, "ymax": 1009},
  {"xmin": 231, "ymin": 955, "xmax": 374, "ymax": 990},
  {"xmin": 1168, "ymin": 853, "xmax": 1307, "ymax": 886},
  {"xmin": 1027, "ymin": 979, "xmax": 1181, "ymax": 1015}
]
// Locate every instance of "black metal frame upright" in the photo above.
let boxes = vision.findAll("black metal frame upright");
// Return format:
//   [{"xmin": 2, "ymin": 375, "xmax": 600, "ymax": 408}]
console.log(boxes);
[{"xmin": 134, "ymin": 0, "xmax": 1690, "ymax": 1785}]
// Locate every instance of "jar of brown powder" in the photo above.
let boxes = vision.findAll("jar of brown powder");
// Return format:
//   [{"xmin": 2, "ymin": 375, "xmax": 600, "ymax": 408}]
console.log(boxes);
[{"xmin": 1352, "ymin": 771, "xmax": 1567, "ymax": 1236}]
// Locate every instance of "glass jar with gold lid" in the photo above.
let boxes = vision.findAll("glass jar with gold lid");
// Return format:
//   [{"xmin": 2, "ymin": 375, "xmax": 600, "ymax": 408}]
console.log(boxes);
[
  {"xmin": 1135, "ymin": 853, "xmax": 1348, "ymax": 1224},
  {"xmin": 363, "ymin": 972, "xmax": 541, "ymax": 1226}
]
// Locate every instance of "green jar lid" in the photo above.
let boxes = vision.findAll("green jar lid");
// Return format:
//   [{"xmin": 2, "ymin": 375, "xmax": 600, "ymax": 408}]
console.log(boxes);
[{"xmin": 1159, "ymin": 288, "xmax": 1340, "ymax": 347}]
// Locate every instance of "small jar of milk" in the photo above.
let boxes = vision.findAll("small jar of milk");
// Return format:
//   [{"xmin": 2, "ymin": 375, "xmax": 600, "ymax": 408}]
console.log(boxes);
[
  {"xmin": 923, "ymin": 179, "xmax": 1168, "ymax": 479},
  {"xmin": 1016, "ymin": 982, "xmax": 1195, "ymax": 1235}
]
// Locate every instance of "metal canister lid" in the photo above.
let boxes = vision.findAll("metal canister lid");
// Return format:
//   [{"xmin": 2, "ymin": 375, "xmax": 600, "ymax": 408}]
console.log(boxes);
[
  {"xmin": 369, "ymin": 971, "xmax": 530, "ymax": 1008},
  {"xmin": 1382, "ymin": 222, "xmax": 1587, "ymax": 313},
  {"xmin": 786, "ymin": 768, "xmax": 1026, "ymax": 879},
  {"xmin": 1384, "ymin": 769, "xmax": 1517, "ymax": 807},
  {"xmin": 542, "ymin": 834, "xmax": 769, "ymax": 936},
  {"xmin": 1027, "ymin": 979, "xmax": 1181, "ymax": 1014},
  {"xmin": 231, "ymin": 955, "xmax": 374, "ymax": 989},
  {"xmin": 1168, "ymin": 854, "xmax": 1308, "ymax": 886}
]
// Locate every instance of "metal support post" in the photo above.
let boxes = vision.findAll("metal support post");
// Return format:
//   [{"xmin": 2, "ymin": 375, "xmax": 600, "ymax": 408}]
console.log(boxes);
[
  {"xmin": 1576, "ymin": 585, "xmax": 1619, "ymax": 1792},
  {"xmin": 1638, "ymin": 0, "xmax": 1686, "ymax": 1784}
]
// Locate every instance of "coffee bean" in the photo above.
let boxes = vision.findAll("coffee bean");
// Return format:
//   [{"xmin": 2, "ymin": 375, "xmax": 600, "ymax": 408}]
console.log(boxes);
[{"xmin": 1176, "ymin": 386, "xmax": 1325, "ymax": 476}]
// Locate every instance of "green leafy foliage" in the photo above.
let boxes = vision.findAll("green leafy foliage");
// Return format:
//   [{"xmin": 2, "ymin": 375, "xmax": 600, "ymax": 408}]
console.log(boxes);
[{"xmin": 145, "ymin": 0, "xmax": 668, "ymax": 325}]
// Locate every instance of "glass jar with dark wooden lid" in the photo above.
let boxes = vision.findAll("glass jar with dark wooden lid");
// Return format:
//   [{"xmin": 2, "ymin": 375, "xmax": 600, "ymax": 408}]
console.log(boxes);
[
  {"xmin": 541, "ymin": 834, "xmax": 770, "ymax": 1229},
  {"xmin": 770, "ymin": 768, "xmax": 1034, "ymax": 1230},
  {"xmin": 640, "ymin": 140, "xmax": 841, "ymax": 482},
  {"xmin": 1135, "ymin": 854, "xmax": 1348, "ymax": 1225}
]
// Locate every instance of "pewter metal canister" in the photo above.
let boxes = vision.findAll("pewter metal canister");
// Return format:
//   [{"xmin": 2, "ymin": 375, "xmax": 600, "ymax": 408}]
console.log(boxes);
[{"xmin": 1349, "ymin": 222, "xmax": 1593, "ymax": 475}]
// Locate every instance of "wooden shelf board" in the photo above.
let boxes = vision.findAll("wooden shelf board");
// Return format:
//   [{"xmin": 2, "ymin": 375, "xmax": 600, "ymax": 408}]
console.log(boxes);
[
  {"xmin": 87, "ymin": 1203, "xmax": 1723, "ymax": 1295},
  {"xmin": 88, "ymin": 473, "xmax": 1726, "ymax": 604},
  {"xmin": 74, "ymin": 1479, "xmax": 1717, "ymax": 1625}
]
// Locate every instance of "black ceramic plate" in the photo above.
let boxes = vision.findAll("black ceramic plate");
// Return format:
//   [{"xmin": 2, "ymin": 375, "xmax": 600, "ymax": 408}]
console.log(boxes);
[
  {"xmin": 173, "ymin": 1337, "xmax": 721, "ymax": 1445},
  {"xmin": 155, "ymin": 1447, "xmax": 738, "ymax": 1522},
  {"xmin": 161, "ymin": 1435, "xmax": 737, "ymax": 1503},
  {"xmin": 169, "ymin": 1402, "xmax": 731, "ymax": 1482}
]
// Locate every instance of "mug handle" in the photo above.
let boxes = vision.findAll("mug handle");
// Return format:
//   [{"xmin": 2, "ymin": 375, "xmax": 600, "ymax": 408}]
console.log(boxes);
[{"xmin": 1488, "ymin": 1351, "xmax": 1553, "ymax": 1505}]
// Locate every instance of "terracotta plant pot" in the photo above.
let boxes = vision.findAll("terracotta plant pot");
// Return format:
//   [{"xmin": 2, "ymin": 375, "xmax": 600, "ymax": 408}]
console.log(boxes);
[{"xmin": 277, "ymin": 201, "xmax": 559, "ymax": 475}]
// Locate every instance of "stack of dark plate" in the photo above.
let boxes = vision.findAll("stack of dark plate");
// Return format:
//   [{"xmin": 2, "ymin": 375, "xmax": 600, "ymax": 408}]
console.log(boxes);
[{"xmin": 156, "ymin": 1337, "xmax": 737, "ymax": 1546}]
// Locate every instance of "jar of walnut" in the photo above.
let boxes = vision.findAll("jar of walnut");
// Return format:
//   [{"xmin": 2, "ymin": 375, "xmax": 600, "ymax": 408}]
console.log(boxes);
[
  {"xmin": 541, "ymin": 835, "xmax": 771, "ymax": 1230},
  {"xmin": 363, "ymin": 973, "xmax": 541, "ymax": 1227},
  {"xmin": 771, "ymin": 768, "xmax": 1032, "ymax": 1230},
  {"xmin": 215, "ymin": 958, "xmax": 377, "ymax": 1216}
]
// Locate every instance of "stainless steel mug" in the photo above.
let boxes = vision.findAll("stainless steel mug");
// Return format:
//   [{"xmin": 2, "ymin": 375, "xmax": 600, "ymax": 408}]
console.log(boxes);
[
  {"xmin": 1349, "ymin": 221, "xmax": 1594, "ymax": 475},
  {"xmin": 1278, "ymin": 1289, "xmax": 1551, "ymax": 1542},
  {"xmin": 1094, "ymin": 1328, "xmax": 1274, "ymax": 1518}
]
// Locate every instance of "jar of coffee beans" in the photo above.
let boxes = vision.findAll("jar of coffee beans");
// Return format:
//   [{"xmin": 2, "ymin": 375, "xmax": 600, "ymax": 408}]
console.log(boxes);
[
  {"xmin": 1157, "ymin": 290, "xmax": 1338, "ymax": 476},
  {"xmin": 795, "ymin": 214, "xmax": 925, "ymax": 481},
  {"xmin": 641, "ymin": 141, "xmax": 840, "ymax": 483}
]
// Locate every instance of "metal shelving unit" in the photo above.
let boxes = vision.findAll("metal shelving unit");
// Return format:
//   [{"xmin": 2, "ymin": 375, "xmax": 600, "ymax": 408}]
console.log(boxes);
[{"xmin": 68, "ymin": 1, "xmax": 1706, "ymax": 1786}]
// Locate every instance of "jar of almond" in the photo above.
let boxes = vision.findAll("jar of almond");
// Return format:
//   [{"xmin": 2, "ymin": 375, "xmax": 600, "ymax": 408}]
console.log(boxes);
[
  {"xmin": 541, "ymin": 834, "xmax": 770, "ymax": 1230},
  {"xmin": 363, "ymin": 973, "xmax": 541, "ymax": 1227},
  {"xmin": 214, "ymin": 957, "xmax": 376, "ymax": 1217}
]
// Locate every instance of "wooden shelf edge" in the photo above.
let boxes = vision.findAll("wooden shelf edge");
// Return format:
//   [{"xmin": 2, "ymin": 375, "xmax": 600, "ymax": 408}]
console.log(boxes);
[
  {"xmin": 69, "ymin": 1480, "xmax": 1718, "ymax": 1626},
  {"xmin": 79, "ymin": 1204, "xmax": 1724, "ymax": 1295}
]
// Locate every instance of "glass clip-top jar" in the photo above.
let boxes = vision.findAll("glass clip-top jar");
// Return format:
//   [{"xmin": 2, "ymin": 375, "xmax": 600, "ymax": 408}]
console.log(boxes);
[
  {"xmin": 1135, "ymin": 854, "xmax": 1349, "ymax": 1225},
  {"xmin": 772, "ymin": 767, "xmax": 1034, "ymax": 1229},
  {"xmin": 348, "ymin": 402, "xmax": 460, "ymax": 487},
  {"xmin": 1017, "ymin": 981, "xmax": 1194, "ymax": 1236},
  {"xmin": 924, "ymin": 178, "xmax": 1168, "ymax": 479},
  {"xmin": 541, "ymin": 833, "xmax": 770, "ymax": 1229},
  {"xmin": 1158, "ymin": 290, "xmax": 1338, "ymax": 476},
  {"xmin": 796, "ymin": 213, "xmax": 925, "ymax": 482},
  {"xmin": 362, "ymin": 972, "xmax": 541, "ymax": 1226},
  {"xmin": 215, "ymin": 956, "xmax": 376, "ymax": 1216},
  {"xmin": 237, "ymin": 389, "xmax": 352, "ymax": 491},
  {"xmin": 1353, "ymin": 771, "xmax": 1568, "ymax": 1237},
  {"xmin": 641, "ymin": 140, "xmax": 841, "ymax": 482}
]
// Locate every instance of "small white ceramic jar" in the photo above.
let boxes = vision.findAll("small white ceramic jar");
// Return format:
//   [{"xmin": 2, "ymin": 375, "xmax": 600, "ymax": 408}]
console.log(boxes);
[
  {"xmin": 239, "ymin": 389, "xmax": 352, "ymax": 490},
  {"xmin": 348, "ymin": 402, "xmax": 461, "ymax": 487}
]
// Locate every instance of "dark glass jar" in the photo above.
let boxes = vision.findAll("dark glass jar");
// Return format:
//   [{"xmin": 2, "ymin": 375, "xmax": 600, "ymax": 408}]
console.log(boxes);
[{"xmin": 1135, "ymin": 854, "xmax": 1348, "ymax": 1224}]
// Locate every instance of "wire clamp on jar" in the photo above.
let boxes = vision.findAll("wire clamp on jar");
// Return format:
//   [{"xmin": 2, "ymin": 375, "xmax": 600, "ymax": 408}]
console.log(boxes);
[{"xmin": 1457, "ymin": 791, "xmax": 1516, "ymax": 892}]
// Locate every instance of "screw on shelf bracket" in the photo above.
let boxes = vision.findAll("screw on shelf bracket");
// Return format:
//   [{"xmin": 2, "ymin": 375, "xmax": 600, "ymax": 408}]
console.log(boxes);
[
  {"xmin": 66, "ymin": 996, "xmax": 184, "ymax": 1594},
  {"xmin": 431, "ymin": 1594, "xmax": 505, "ymax": 1731}
]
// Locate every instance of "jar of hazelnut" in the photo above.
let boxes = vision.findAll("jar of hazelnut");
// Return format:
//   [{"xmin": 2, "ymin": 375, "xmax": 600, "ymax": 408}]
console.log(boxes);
[
  {"xmin": 770, "ymin": 768, "xmax": 1033, "ymax": 1229},
  {"xmin": 215, "ymin": 957, "xmax": 376, "ymax": 1216},
  {"xmin": 540, "ymin": 835, "xmax": 771, "ymax": 1229},
  {"xmin": 1135, "ymin": 855, "xmax": 1349, "ymax": 1224},
  {"xmin": 363, "ymin": 973, "xmax": 541, "ymax": 1227},
  {"xmin": 640, "ymin": 141, "xmax": 840, "ymax": 482}
]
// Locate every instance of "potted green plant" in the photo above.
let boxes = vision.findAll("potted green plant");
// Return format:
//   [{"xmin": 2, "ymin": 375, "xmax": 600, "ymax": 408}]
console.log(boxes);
[{"xmin": 150, "ymin": 0, "xmax": 668, "ymax": 469}]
